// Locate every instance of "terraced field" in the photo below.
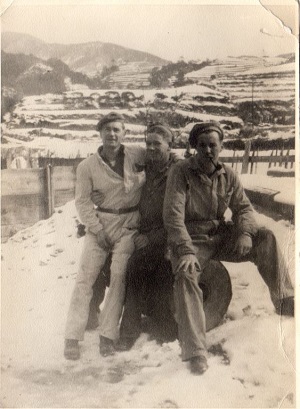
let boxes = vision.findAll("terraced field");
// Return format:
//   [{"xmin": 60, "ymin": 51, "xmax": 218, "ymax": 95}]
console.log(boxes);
[
  {"xmin": 2, "ymin": 83, "xmax": 243, "ymax": 161},
  {"xmin": 2, "ymin": 54, "xmax": 296, "ymax": 165}
]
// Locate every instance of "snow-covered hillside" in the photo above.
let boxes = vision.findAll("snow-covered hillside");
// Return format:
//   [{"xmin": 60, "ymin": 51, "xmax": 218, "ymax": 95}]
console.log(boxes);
[
  {"xmin": 2, "ymin": 84, "xmax": 243, "ymax": 161},
  {"xmin": 1, "ymin": 199, "xmax": 295, "ymax": 408}
]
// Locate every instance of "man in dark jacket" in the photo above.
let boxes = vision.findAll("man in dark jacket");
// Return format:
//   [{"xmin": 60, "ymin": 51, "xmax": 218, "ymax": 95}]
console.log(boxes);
[
  {"xmin": 163, "ymin": 121, "xmax": 294, "ymax": 375},
  {"xmin": 112, "ymin": 122, "xmax": 179, "ymax": 350}
]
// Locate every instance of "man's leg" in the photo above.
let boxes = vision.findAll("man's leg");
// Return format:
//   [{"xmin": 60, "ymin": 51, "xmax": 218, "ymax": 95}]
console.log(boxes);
[
  {"xmin": 64, "ymin": 232, "xmax": 108, "ymax": 358},
  {"xmin": 149, "ymin": 259, "xmax": 177, "ymax": 342},
  {"xmin": 170, "ymin": 238, "xmax": 218, "ymax": 374},
  {"xmin": 118, "ymin": 249, "xmax": 150, "ymax": 349},
  {"xmin": 170, "ymin": 253, "xmax": 207, "ymax": 362},
  {"xmin": 247, "ymin": 227, "xmax": 294, "ymax": 314},
  {"xmin": 216, "ymin": 227, "xmax": 294, "ymax": 315},
  {"xmin": 86, "ymin": 270, "xmax": 107, "ymax": 331},
  {"xmin": 99, "ymin": 230, "xmax": 136, "ymax": 354}
]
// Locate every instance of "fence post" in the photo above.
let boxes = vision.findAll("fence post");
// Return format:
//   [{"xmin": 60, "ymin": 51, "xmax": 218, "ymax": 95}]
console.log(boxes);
[
  {"xmin": 250, "ymin": 149, "xmax": 255, "ymax": 174},
  {"xmin": 268, "ymin": 150, "xmax": 273, "ymax": 169},
  {"xmin": 45, "ymin": 164, "xmax": 54, "ymax": 218},
  {"xmin": 285, "ymin": 149, "xmax": 290, "ymax": 169},
  {"xmin": 241, "ymin": 141, "xmax": 251, "ymax": 174},
  {"xmin": 279, "ymin": 147, "xmax": 284, "ymax": 167},
  {"xmin": 232, "ymin": 149, "xmax": 236, "ymax": 168},
  {"xmin": 254, "ymin": 148, "xmax": 259, "ymax": 173}
]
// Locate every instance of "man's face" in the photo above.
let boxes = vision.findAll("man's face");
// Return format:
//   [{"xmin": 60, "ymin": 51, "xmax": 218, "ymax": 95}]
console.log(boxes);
[
  {"xmin": 195, "ymin": 131, "xmax": 223, "ymax": 165},
  {"xmin": 145, "ymin": 133, "xmax": 171, "ymax": 164},
  {"xmin": 100, "ymin": 121, "xmax": 125, "ymax": 149}
]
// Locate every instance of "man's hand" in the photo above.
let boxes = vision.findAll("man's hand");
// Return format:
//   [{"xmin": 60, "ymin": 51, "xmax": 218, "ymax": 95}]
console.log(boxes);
[
  {"xmin": 175, "ymin": 254, "xmax": 201, "ymax": 278},
  {"xmin": 134, "ymin": 234, "xmax": 149, "ymax": 250},
  {"xmin": 96, "ymin": 230, "xmax": 112, "ymax": 251},
  {"xmin": 234, "ymin": 233, "xmax": 252, "ymax": 257}
]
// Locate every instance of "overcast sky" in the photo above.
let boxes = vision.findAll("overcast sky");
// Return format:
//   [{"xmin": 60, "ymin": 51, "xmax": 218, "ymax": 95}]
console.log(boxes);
[{"xmin": 1, "ymin": 0, "xmax": 297, "ymax": 61}]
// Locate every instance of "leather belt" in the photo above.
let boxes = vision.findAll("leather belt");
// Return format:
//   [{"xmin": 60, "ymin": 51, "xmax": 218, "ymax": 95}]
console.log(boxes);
[{"xmin": 96, "ymin": 205, "xmax": 139, "ymax": 214}]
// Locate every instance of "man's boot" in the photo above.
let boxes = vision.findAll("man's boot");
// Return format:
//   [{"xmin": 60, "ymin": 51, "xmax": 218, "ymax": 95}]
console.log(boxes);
[
  {"xmin": 99, "ymin": 336, "xmax": 115, "ymax": 357},
  {"xmin": 190, "ymin": 355, "xmax": 208, "ymax": 375},
  {"xmin": 115, "ymin": 337, "xmax": 136, "ymax": 352},
  {"xmin": 64, "ymin": 339, "xmax": 80, "ymax": 360}
]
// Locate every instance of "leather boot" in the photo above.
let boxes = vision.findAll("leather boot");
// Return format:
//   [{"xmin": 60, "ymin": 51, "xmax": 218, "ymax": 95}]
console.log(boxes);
[
  {"xmin": 99, "ymin": 336, "xmax": 115, "ymax": 357},
  {"xmin": 64, "ymin": 339, "xmax": 80, "ymax": 360},
  {"xmin": 190, "ymin": 355, "xmax": 208, "ymax": 375}
]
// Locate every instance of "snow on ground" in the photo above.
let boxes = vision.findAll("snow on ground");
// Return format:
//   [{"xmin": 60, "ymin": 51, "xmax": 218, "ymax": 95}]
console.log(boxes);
[
  {"xmin": 242, "ymin": 62, "xmax": 295, "ymax": 76},
  {"xmin": 172, "ymin": 109, "xmax": 243, "ymax": 125},
  {"xmin": 63, "ymin": 84, "xmax": 228, "ymax": 101},
  {"xmin": 17, "ymin": 104, "xmax": 66, "ymax": 111},
  {"xmin": 241, "ymin": 175, "xmax": 295, "ymax": 206},
  {"xmin": 1, "ymin": 199, "xmax": 296, "ymax": 408}
]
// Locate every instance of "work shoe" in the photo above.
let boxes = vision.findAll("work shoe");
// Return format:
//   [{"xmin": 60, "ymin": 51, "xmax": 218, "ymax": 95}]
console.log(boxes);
[
  {"xmin": 190, "ymin": 355, "xmax": 208, "ymax": 375},
  {"xmin": 64, "ymin": 339, "xmax": 80, "ymax": 360},
  {"xmin": 115, "ymin": 337, "xmax": 136, "ymax": 352},
  {"xmin": 99, "ymin": 336, "xmax": 115, "ymax": 357},
  {"xmin": 275, "ymin": 297, "xmax": 294, "ymax": 317}
]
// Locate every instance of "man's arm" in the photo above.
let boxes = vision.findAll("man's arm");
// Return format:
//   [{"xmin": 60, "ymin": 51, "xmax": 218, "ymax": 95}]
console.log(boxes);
[
  {"xmin": 229, "ymin": 171, "xmax": 258, "ymax": 237},
  {"xmin": 228, "ymin": 170, "xmax": 258, "ymax": 256},
  {"xmin": 75, "ymin": 161, "xmax": 103, "ymax": 235},
  {"xmin": 163, "ymin": 163, "xmax": 195, "ymax": 257}
]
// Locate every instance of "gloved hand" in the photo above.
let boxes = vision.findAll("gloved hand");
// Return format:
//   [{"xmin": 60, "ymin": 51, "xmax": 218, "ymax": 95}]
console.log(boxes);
[
  {"xmin": 96, "ymin": 230, "xmax": 112, "ymax": 251},
  {"xmin": 134, "ymin": 234, "xmax": 149, "ymax": 250},
  {"xmin": 175, "ymin": 254, "xmax": 201, "ymax": 279},
  {"xmin": 234, "ymin": 233, "xmax": 252, "ymax": 257}
]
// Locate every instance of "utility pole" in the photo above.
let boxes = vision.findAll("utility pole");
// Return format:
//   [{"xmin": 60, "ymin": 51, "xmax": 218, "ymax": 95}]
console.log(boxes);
[{"xmin": 251, "ymin": 77, "xmax": 254, "ymax": 129}]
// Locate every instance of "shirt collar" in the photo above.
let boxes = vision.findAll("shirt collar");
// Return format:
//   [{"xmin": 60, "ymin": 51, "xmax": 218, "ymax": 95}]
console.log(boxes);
[{"xmin": 97, "ymin": 144, "xmax": 125, "ymax": 159}]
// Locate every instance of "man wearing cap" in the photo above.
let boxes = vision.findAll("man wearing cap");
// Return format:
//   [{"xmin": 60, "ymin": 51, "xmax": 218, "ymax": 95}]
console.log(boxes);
[
  {"xmin": 163, "ymin": 121, "xmax": 294, "ymax": 375},
  {"xmin": 114, "ymin": 122, "xmax": 178, "ymax": 351},
  {"xmin": 64, "ymin": 112, "xmax": 146, "ymax": 360}
]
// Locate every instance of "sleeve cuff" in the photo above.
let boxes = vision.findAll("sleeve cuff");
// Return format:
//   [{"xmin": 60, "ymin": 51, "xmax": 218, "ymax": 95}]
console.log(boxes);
[{"xmin": 177, "ymin": 244, "xmax": 196, "ymax": 257}]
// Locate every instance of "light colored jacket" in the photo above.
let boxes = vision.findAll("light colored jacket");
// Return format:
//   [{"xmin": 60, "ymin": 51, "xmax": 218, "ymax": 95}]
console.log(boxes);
[
  {"xmin": 163, "ymin": 156, "xmax": 258, "ymax": 256},
  {"xmin": 75, "ymin": 145, "xmax": 146, "ymax": 234}
]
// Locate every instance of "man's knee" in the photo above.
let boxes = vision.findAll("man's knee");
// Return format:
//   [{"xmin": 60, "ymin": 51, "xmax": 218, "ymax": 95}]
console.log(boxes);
[{"xmin": 253, "ymin": 227, "xmax": 276, "ymax": 251}]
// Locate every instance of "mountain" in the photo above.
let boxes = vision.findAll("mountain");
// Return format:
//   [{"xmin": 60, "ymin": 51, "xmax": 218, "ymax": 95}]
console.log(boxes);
[
  {"xmin": 1, "ymin": 51, "xmax": 93, "ymax": 95},
  {"xmin": 2, "ymin": 32, "xmax": 169, "ymax": 76}
]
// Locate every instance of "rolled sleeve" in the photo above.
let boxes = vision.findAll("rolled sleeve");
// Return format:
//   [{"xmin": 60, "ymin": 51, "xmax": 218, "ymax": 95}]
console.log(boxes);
[
  {"xmin": 163, "ymin": 163, "xmax": 195, "ymax": 256},
  {"xmin": 75, "ymin": 162, "xmax": 103, "ymax": 235}
]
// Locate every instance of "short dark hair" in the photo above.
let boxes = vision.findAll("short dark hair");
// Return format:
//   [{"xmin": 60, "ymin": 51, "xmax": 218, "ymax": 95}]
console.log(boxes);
[
  {"xmin": 188, "ymin": 121, "xmax": 224, "ymax": 148},
  {"xmin": 96, "ymin": 112, "xmax": 125, "ymax": 132},
  {"xmin": 146, "ymin": 122, "xmax": 174, "ymax": 144}
]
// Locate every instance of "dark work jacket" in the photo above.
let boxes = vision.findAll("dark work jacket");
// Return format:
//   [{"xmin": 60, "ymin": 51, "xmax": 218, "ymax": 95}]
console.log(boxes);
[{"xmin": 139, "ymin": 153, "xmax": 179, "ymax": 247}]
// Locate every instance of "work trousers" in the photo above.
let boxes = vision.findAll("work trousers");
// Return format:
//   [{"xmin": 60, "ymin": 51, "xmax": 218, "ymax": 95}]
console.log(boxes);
[
  {"xmin": 65, "ymin": 213, "xmax": 138, "ymax": 341},
  {"xmin": 120, "ymin": 244, "xmax": 175, "ymax": 341},
  {"xmin": 171, "ymin": 227, "xmax": 294, "ymax": 361}
]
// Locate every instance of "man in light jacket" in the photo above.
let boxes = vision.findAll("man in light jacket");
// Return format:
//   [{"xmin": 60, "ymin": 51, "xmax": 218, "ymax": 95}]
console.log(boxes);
[
  {"xmin": 64, "ymin": 112, "xmax": 145, "ymax": 360},
  {"xmin": 163, "ymin": 121, "xmax": 294, "ymax": 375}
]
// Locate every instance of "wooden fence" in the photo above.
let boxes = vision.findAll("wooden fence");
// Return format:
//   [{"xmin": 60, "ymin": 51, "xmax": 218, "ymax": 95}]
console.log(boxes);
[
  {"xmin": 1, "ymin": 165, "xmax": 76, "ymax": 242},
  {"xmin": 1, "ymin": 145, "xmax": 295, "ymax": 242}
]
